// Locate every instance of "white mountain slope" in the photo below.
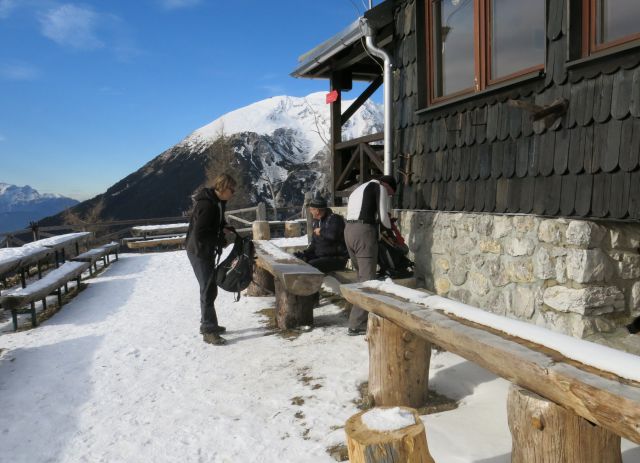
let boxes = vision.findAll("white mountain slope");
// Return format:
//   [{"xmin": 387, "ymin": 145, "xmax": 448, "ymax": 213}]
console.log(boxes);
[{"xmin": 175, "ymin": 92, "xmax": 383, "ymax": 163}]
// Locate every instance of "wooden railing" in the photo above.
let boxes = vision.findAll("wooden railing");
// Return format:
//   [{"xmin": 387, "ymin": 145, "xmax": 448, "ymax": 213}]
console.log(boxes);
[{"xmin": 334, "ymin": 132, "xmax": 384, "ymax": 199}]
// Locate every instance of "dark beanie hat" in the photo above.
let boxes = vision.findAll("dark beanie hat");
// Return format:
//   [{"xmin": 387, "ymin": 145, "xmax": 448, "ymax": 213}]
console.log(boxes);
[
  {"xmin": 379, "ymin": 175, "xmax": 397, "ymax": 192},
  {"xmin": 309, "ymin": 196, "xmax": 328, "ymax": 208}
]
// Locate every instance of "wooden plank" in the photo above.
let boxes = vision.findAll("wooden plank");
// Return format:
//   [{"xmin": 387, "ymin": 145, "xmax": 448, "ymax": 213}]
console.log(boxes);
[
  {"xmin": 631, "ymin": 68, "xmax": 640, "ymax": 118},
  {"xmin": 619, "ymin": 117, "xmax": 635, "ymax": 172},
  {"xmin": 254, "ymin": 241, "xmax": 324, "ymax": 296},
  {"xmin": 594, "ymin": 73, "xmax": 614, "ymax": 124},
  {"xmin": 516, "ymin": 137, "xmax": 530, "ymax": 178},
  {"xmin": 491, "ymin": 141, "xmax": 503, "ymax": 179},
  {"xmin": 484, "ymin": 178, "xmax": 497, "ymax": 212},
  {"xmin": 629, "ymin": 171, "xmax": 640, "ymax": 219},
  {"xmin": 560, "ymin": 174, "xmax": 578, "ymax": 216},
  {"xmin": 455, "ymin": 181, "xmax": 466, "ymax": 211},
  {"xmin": 539, "ymin": 131, "xmax": 556, "ymax": 176},
  {"xmin": 445, "ymin": 181, "xmax": 456, "ymax": 210},
  {"xmin": 610, "ymin": 172, "xmax": 630, "ymax": 219},
  {"xmin": 591, "ymin": 173, "xmax": 609, "ymax": 218},
  {"xmin": 341, "ymin": 76, "xmax": 383, "ymax": 126},
  {"xmin": 568, "ymin": 126, "xmax": 584, "ymax": 174},
  {"xmin": 339, "ymin": 283, "xmax": 640, "ymax": 446},
  {"xmin": 533, "ymin": 176, "xmax": 547, "ymax": 215},
  {"xmin": 630, "ymin": 117, "xmax": 640, "ymax": 171},
  {"xmin": 479, "ymin": 144, "xmax": 491, "ymax": 179},
  {"xmin": 464, "ymin": 181, "xmax": 476, "ymax": 211},
  {"xmin": 575, "ymin": 174, "xmax": 594, "ymax": 216},
  {"xmin": 528, "ymin": 135, "xmax": 541, "ymax": 176},
  {"xmin": 602, "ymin": 119, "xmax": 623, "ymax": 173},
  {"xmin": 582, "ymin": 124, "xmax": 595, "ymax": 174},
  {"xmin": 502, "ymin": 139, "xmax": 516, "ymax": 178},
  {"xmin": 519, "ymin": 177, "xmax": 535, "ymax": 214},
  {"xmin": 554, "ymin": 128, "xmax": 570, "ymax": 175},
  {"xmin": 495, "ymin": 178, "xmax": 508, "ymax": 213},
  {"xmin": 544, "ymin": 175, "xmax": 562, "ymax": 216},
  {"xmin": 450, "ymin": 147, "xmax": 461, "ymax": 181},
  {"xmin": 611, "ymin": 69, "xmax": 632, "ymax": 121},
  {"xmin": 460, "ymin": 146, "xmax": 470, "ymax": 181},
  {"xmin": 591, "ymin": 122, "xmax": 608, "ymax": 173}
]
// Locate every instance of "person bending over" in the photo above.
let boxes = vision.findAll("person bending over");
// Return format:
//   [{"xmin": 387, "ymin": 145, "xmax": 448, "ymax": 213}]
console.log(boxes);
[{"xmin": 185, "ymin": 173, "xmax": 236, "ymax": 345}]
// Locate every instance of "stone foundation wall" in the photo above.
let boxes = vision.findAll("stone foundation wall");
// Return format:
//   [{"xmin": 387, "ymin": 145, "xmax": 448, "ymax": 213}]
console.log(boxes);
[{"xmin": 395, "ymin": 210, "xmax": 640, "ymax": 339}]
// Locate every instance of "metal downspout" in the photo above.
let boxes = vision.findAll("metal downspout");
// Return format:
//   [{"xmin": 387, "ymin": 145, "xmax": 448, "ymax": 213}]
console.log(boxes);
[{"xmin": 361, "ymin": 17, "xmax": 393, "ymax": 176}]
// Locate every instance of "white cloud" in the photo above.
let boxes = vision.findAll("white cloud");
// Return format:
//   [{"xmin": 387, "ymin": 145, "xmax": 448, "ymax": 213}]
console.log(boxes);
[
  {"xmin": 161, "ymin": 0, "xmax": 201, "ymax": 10},
  {"xmin": 39, "ymin": 4, "xmax": 104, "ymax": 50},
  {"xmin": 0, "ymin": 0, "xmax": 17, "ymax": 19},
  {"xmin": 0, "ymin": 63, "xmax": 39, "ymax": 80}
]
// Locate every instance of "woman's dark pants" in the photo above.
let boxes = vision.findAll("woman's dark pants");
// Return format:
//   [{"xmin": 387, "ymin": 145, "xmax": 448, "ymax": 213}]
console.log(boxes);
[{"xmin": 187, "ymin": 251, "xmax": 220, "ymax": 333}]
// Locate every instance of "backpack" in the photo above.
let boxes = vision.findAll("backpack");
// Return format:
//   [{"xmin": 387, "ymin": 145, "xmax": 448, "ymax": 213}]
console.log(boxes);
[
  {"xmin": 378, "ymin": 219, "xmax": 414, "ymax": 279},
  {"xmin": 216, "ymin": 232, "xmax": 255, "ymax": 301}
]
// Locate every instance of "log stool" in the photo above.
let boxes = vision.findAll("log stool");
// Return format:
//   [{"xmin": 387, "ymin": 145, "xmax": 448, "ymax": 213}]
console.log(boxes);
[{"xmin": 345, "ymin": 406, "xmax": 435, "ymax": 463}]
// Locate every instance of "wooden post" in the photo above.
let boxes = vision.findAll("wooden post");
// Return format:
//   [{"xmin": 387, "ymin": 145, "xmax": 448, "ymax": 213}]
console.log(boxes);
[
  {"xmin": 507, "ymin": 385, "xmax": 622, "ymax": 463},
  {"xmin": 368, "ymin": 313, "xmax": 431, "ymax": 408},
  {"xmin": 252, "ymin": 221, "xmax": 270, "ymax": 240},
  {"xmin": 284, "ymin": 221, "xmax": 301, "ymax": 238},
  {"xmin": 304, "ymin": 192, "xmax": 313, "ymax": 239},
  {"xmin": 256, "ymin": 202, "xmax": 267, "ymax": 221},
  {"xmin": 345, "ymin": 406, "xmax": 435, "ymax": 463},
  {"xmin": 274, "ymin": 279, "xmax": 314, "ymax": 329}
]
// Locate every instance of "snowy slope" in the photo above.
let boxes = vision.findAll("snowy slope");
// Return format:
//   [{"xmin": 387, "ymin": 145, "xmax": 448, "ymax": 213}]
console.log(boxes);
[{"xmin": 178, "ymin": 92, "xmax": 382, "ymax": 162}]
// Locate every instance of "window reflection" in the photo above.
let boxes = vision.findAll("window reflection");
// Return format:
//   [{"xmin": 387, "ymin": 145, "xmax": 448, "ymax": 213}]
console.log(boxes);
[
  {"xmin": 596, "ymin": 0, "xmax": 640, "ymax": 45},
  {"xmin": 491, "ymin": 0, "xmax": 544, "ymax": 80},
  {"xmin": 432, "ymin": 0, "xmax": 475, "ymax": 97}
]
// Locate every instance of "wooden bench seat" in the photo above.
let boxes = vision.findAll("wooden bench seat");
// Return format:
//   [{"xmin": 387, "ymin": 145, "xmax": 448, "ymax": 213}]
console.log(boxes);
[
  {"xmin": 340, "ymin": 281, "xmax": 640, "ymax": 457},
  {"xmin": 130, "ymin": 223, "xmax": 188, "ymax": 237},
  {"xmin": 126, "ymin": 234, "xmax": 185, "ymax": 249},
  {"xmin": 252, "ymin": 240, "xmax": 325, "ymax": 329},
  {"xmin": 0, "ymin": 261, "xmax": 91, "ymax": 330},
  {"xmin": 71, "ymin": 242, "xmax": 119, "ymax": 275}
]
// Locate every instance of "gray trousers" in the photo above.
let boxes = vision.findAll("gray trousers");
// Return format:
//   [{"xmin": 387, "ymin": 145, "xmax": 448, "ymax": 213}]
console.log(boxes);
[
  {"xmin": 344, "ymin": 222, "xmax": 378, "ymax": 330},
  {"xmin": 187, "ymin": 251, "xmax": 220, "ymax": 333}
]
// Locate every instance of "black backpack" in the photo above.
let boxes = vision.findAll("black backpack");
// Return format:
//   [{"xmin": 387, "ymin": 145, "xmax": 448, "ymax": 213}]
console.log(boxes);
[
  {"xmin": 378, "ymin": 230, "xmax": 414, "ymax": 279},
  {"xmin": 216, "ymin": 232, "xmax": 255, "ymax": 301}
]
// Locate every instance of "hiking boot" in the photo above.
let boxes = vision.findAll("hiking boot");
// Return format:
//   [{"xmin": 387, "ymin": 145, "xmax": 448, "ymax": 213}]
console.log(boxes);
[
  {"xmin": 347, "ymin": 328, "xmax": 366, "ymax": 336},
  {"xmin": 203, "ymin": 332, "xmax": 227, "ymax": 345},
  {"xmin": 200, "ymin": 325, "xmax": 226, "ymax": 335}
]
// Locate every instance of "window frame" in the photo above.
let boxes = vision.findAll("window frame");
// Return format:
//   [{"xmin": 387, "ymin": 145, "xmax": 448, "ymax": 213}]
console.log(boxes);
[
  {"xmin": 582, "ymin": 0, "xmax": 640, "ymax": 57},
  {"xmin": 425, "ymin": 0, "xmax": 546, "ymax": 105}
]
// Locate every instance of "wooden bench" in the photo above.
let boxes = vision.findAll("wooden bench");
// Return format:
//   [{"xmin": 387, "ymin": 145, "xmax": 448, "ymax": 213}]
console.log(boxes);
[
  {"xmin": 71, "ymin": 242, "xmax": 119, "ymax": 275},
  {"xmin": 340, "ymin": 281, "xmax": 640, "ymax": 461},
  {"xmin": 126, "ymin": 234, "xmax": 185, "ymax": 250},
  {"xmin": 251, "ymin": 240, "xmax": 325, "ymax": 329},
  {"xmin": 0, "ymin": 261, "xmax": 91, "ymax": 330},
  {"xmin": 130, "ymin": 223, "xmax": 188, "ymax": 237}
]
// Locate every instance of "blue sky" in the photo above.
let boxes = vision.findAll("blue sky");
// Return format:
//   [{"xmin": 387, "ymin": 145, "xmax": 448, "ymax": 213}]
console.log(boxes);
[{"xmin": 0, "ymin": 0, "xmax": 374, "ymax": 200}]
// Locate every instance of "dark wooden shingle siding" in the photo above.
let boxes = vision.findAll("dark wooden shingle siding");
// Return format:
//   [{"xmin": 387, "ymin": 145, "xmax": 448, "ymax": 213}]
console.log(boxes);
[{"xmin": 394, "ymin": 0, "xmax": 640, "ymax": 220}]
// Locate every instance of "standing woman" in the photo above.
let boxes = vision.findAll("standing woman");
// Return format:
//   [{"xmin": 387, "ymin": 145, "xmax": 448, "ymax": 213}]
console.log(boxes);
[{"xmin": 185, "ymin": 173, "xmax": 236, "ymax": 345}]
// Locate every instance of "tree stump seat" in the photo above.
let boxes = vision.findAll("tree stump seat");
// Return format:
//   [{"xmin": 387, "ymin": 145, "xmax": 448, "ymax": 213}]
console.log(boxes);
[
  {"xmin": 252, "ymin": 240, "xmax": 324, "ymax": 329},
  {"xmin": 0, "ymin": 261, "xmax": 91, "ymax": 330}
]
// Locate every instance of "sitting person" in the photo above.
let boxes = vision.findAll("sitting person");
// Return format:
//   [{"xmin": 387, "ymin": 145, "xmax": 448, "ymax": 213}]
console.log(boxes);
[{"xmin": 295, "ymin": 196, "xmax": 348, "ymax": 273}]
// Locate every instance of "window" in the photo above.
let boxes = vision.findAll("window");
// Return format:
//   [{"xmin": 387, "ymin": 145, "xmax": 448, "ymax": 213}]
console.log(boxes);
[
  {"xmin": 427, "ymin": 0, "xmax": 545, "ymax": 103},
  {"xmin": 583, "ymin": 0, "xmax": 640, "ymax": 55}
]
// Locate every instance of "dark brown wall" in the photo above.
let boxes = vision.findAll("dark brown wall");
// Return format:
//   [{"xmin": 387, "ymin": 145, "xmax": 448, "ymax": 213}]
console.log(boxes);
[{"xmin": 393, "ymin": 0, "xmax": 640, "ymax": 220}]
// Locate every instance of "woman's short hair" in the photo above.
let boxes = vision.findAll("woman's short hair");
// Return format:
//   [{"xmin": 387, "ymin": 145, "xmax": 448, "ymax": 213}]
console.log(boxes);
[{"xmin": 211, "ymin": 173, "xmax": 237, "ymax": 192}]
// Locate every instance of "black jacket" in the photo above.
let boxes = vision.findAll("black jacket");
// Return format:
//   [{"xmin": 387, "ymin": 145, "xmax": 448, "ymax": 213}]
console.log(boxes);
[
  {"xmin": 185, "ymin": 188, "xmax": 226, "ymax": 259},
  {"xmin": 305, "ymin": 209, "xmax": 347, "ymax": 259}
]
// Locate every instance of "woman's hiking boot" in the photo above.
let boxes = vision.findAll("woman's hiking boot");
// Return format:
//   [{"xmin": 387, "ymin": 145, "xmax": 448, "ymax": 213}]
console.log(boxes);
[
  {"xmin": 200, "ymin": 325, "xmax": 226, "ymax": 334},
  {"xmin": 203, "ymin": 332, "xmax": 227, "ymax": 345}
]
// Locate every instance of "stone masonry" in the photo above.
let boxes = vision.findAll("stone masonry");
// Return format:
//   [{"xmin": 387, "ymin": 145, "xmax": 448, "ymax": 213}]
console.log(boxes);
[{"xmin": 394, "ymin": 210, "xmax": 640, "ymax": 339}]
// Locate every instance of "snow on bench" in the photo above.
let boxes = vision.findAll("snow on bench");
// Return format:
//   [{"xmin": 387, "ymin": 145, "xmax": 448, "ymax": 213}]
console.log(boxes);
[
  {"xmin": 130, "ymin": 223, "xmax": 189, "ymax": 237},
  {"xmin": 0, "ymin": 246, "xmax": 53, "ymax": 280},
  {"xmin": 340, "ymin": 280, "xmax": 640, "ymax": 454},
  {"xmin": 71, "ymin": 242, "xmax": 120, "ymax": 275},
  {"xmin": 0, "ymin": 261, "xmax": 91, "ymax": 330}
]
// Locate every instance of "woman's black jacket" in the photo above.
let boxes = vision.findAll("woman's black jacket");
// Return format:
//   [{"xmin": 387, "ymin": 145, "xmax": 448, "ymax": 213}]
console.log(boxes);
[{"xmin": 185, "ymin": 188, "xmax": 226, "ymax": 260}]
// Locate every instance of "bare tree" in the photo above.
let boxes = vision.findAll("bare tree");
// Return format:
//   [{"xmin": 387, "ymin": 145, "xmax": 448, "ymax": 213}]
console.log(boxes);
[{"xmin": 63, "ymin": 198, "xmax": 107, "ymax": 231}]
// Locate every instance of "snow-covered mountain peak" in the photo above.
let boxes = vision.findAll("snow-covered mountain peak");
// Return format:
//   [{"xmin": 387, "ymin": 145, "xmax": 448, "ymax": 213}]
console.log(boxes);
[{"xmin": 177, "ymin": 92, "xmax": 383, "ymax": 162}]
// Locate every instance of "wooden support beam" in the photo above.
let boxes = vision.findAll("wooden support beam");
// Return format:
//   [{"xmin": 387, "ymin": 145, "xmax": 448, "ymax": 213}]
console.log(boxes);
[
  {"xmin": 335, "ymin": 147, "xmax": 361, "ymax": 190},
  {"xmin": 341, "ymin": 75, "xmax": 383, "ymax": 126},
  {"xmin": 340, "ymin": 283, "xmax": 640, "ymax": 445},
  {"xmin": 362, "ymin": 143, "xmax": 384, "ymax": 172}
]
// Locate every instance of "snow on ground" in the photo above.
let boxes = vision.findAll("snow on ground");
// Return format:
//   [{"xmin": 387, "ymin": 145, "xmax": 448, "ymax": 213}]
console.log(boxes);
[{"xmin": 0, "ymin": 251, "xmax": 638, "ymax": 463}]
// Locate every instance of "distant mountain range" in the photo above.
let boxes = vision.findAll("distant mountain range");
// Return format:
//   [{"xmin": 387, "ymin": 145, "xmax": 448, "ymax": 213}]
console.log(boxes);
[
  {"xmin": 0, "ymin": 183, "xmax": 78, "ymax": 233},
  {"xmin": 40, "ymin": 92, "xmax": 382, "ymax": 225}
]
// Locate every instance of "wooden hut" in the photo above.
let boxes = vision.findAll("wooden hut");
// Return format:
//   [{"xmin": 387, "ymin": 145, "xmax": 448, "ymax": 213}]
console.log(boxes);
[{"xmin": 292, "ymin": 0, "xmax": 640, "ymax": 343}]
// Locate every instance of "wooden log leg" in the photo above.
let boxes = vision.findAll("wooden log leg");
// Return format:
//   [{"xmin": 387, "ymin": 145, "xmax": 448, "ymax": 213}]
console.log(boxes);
[
  {"xmin": 274, "ymin": 279, "xmax": 314, "ymax": 329},
  {"xmin": 246, "ymin": 266, "xmax": 275, "ymax": 296},
  {"xmin": 11, "ymin": 309, "xmax": 18, "ymax": 331},
  {"xmin": 507, "ymin": 385, "xmax": 622, "ymax": 463},
  {"xmin": 57, "ymin": 288, "xmax": 62, "ymax": 306},
  {"xmin": 345, "ymin": 406, "xmax": 435, "ymax": 463},
  {"xmin": 368, "ymin": 314, "xmax": 431, "ymax": 408}
]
